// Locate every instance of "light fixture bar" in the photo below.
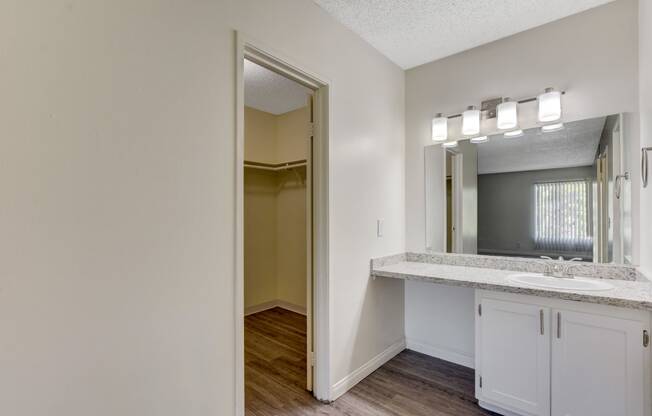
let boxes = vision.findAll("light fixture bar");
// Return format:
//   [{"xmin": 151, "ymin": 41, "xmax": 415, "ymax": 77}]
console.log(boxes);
[{"xmin": 438, "ymin": 91, "xmax": 566, "ymax": 119}]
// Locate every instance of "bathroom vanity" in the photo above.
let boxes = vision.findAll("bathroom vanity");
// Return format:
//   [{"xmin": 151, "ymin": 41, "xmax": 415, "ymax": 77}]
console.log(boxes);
[
  {"xmin": 371, "ymin": 253, "xmax": 652, "ymax": 416},
  {"xmin": 400, "ymin": 106, "xmax": 652, "ymax": 415}
]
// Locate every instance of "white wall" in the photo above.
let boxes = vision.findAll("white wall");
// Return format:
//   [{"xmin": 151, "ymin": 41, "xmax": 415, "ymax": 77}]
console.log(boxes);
[
  {"xmin": 640, "ymin": 0, "xmax": 652, "ymax": 277},
  {"xmin": 405, "ymin": 0, "xmax": 639, "ymax": 366},
  {"xmin": 0, "ymin": 1, "xmax": 405, "ymax": 415}
]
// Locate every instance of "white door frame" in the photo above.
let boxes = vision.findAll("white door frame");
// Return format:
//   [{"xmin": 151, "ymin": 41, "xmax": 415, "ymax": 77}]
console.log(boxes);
[
  {"xmin": 611, "ymin": 115, "xmax": 625, "ymax": 264},
  {"xmin": 306, "ymin": 93, "xmax": 314, "ymax": 392},
  {"xmin": 444, "ymin": 149, "xmax": 463, "ymax": 253},
  {"xmin": 596, "ymin": 151, "xmax": 608, "ymax": 262},
  {"xmin": 234, "ymin": 31, "xmax": 331, "ymax": 415}
]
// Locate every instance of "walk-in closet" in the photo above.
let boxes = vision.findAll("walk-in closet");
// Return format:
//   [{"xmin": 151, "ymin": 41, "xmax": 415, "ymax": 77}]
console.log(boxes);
[{"xmin": 243, "ymin": 58, "xmax": 314, "ymax": 410}]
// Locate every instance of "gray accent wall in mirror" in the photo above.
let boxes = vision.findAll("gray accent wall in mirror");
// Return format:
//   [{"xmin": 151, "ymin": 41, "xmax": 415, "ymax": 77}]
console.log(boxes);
[{"xmin": 425, "ymin": 114, "xmax": 635, "ymax": 264}]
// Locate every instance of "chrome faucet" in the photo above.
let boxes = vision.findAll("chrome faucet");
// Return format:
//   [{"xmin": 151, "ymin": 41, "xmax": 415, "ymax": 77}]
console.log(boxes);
[{"xmin": 540, "ymin": 256, "xmax": 583, "ymax": 278}]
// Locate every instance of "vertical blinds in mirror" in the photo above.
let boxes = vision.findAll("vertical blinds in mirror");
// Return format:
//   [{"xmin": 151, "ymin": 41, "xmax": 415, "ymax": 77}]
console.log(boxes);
[{"xmin": 534, "ymin": 180, "xmax": 593, "ymax": 253}]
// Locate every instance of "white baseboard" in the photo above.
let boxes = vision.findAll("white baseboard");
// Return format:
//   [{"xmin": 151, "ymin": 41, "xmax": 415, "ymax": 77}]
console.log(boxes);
[
  {"xmin": 478, "ymin": 400, "xmax": 522, "ymax": 416},
  {"xmin": 330, "ymin": 338, "xmax": 406, "ymax": 401},
  {"xmin": 245, "ymin": 300, "xmax": 306, "ymax": 316},
  {"xmin": 406, "ymin": 338, "xmax": 474, "ymax": 369}
]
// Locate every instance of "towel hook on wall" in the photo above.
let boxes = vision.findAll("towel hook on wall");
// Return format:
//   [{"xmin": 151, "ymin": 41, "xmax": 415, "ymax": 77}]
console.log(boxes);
[{"xmin": 643, "ymin": 147, "xmax": 652, "ymax": 188}]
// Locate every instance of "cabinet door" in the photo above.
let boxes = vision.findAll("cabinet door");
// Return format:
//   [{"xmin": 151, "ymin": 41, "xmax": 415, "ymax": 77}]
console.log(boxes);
[
  {"xmin": 478, "ymin": 298, "xmax": 550, "ymax": 416},
  {"xmin": 552, "ymin": 309, "xmax": 647, "ymax": 416}
]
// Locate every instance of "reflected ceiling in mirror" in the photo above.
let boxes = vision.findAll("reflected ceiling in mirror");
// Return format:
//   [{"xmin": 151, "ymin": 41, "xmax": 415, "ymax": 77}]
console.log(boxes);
[{"xmin": 477, "ymin": 117, "xmax": 605, "ymax": 174}]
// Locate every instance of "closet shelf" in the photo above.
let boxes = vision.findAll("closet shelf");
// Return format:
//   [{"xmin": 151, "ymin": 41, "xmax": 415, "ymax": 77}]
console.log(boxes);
[{"xmin": 244, "ymin": 159, "xmax": 307, "ymax": 171}]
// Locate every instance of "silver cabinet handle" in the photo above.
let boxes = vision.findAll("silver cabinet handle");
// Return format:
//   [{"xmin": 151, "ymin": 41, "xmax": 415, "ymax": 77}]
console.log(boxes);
[
  {"xmin": 557, "ymin": 312, "xmax": 561, "ymax": 339},
  {"xmin": 540, "ymin": 309, "xmax": 544, "ymax": 335}
]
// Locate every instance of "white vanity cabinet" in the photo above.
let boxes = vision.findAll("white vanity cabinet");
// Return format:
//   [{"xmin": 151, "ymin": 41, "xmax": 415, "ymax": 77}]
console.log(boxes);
[
  {"xmin": 475, "ymin": 290, "xmax": 651, "ymax": 416},
  {"xmin": 476, "ymin": 297, "xmax": 550, "ymax": 416},
  {"xmin": 552, "ymin": 309, "xmax": 647, "ymax": 416}
]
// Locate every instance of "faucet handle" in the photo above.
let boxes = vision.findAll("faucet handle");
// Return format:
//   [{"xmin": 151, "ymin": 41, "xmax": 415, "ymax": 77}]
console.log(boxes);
[
  {"xmin": 561, "ymin": 259, "xmax": 583, "ymax": 278},
  {"xmin": 539, "ymin": 256, "xmax": 555, "ymax": 276}
]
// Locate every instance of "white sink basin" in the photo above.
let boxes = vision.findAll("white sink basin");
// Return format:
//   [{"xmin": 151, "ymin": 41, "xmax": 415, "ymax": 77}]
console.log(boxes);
[{"xmin": 507, "ymin": 273, "xmax": 614, "ymax": 291}]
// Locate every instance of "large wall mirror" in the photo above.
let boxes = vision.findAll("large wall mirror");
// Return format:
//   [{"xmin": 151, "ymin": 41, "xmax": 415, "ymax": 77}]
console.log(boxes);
[{"xmin": 425, "ymin": 113, "xmax": 635, "ymax": 264}]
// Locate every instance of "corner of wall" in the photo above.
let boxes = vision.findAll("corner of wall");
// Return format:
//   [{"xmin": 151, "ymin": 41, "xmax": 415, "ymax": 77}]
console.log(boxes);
[{"xmin": 330, "ymin": 337, "xmax": 406, "ymax": 401}]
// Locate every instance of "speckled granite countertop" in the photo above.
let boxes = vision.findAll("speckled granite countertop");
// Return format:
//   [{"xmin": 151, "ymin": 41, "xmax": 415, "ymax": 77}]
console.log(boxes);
[{"xmin": 371, "ymin": 257, "xmax": 652, "ymax": 311}]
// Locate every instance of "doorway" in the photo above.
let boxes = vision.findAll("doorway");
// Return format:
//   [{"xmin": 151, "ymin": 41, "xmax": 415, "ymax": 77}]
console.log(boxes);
[
  {"xmin": 243, "ymin": 55, "xmax": 312, "ymax": 389},
  {"xmin": 235, "ymin": 35, "xmax": 330, "ymax": 414}
]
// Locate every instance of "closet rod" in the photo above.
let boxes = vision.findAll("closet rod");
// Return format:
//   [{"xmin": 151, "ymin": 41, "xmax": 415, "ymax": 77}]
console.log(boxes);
[{"xmin": 244, "ymin": 159, "xmax": 307, "ymax": 171}]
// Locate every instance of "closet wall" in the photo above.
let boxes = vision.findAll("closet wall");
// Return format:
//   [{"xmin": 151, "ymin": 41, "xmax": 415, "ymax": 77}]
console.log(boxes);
[{"xmin": 244, "ymin": 105, "xmax": 309, "ymax": 314}]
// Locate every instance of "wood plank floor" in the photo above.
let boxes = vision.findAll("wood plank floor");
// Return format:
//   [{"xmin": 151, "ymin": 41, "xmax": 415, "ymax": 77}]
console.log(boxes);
[{"xmin": 245, "ymin": 307, "xmax": 497, "ymax": 416}]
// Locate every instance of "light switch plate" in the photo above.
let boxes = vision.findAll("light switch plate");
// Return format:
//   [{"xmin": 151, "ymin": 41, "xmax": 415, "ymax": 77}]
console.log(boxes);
[{"xmin": 377, "ymin": 219, "xmax": 384, "ymax": 237}]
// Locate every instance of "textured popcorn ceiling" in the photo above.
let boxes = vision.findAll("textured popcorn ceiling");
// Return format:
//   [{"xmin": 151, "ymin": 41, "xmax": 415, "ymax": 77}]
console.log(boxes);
[
  {"xmin": 313, "ymin": 0, "xmax": 615, "ymax": 69},
  {"xmin": 477, "ymin": 116, "xmax": 606, "ymax": 175},
  {"xmin": 244, "ymin": 59, "xmax": 312, "ymax": 115}
]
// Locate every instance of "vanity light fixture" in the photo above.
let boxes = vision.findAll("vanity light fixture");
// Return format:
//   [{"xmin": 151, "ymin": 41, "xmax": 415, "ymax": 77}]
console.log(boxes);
[
  {"xmin": 496, "ymin": 98, "xmax": 518, "ymax": 130},
  {"xmin": 542, "ymin": 122, "xmax": 564, "ymax": 133},
  {"xmin": 441, "ymin": 141, "xmax": 458, "ymax": 148},
  {"xmin": 462, "ymin": 106, "xmax": 480, "ymax": 136},
  {"xmin": 504, "ymin": 129, "xmax": 524, "ymax": 138},
  {"xmin": 470, "ymin": 136, "xmax": 488, "ymax": 144},
  {"xmin": 431, "ymin": 113, "xmax": 448, "ymax": 141},
  {"xmin": 538, "ymin": 87, "xmax": 562, "ymax": 122}
]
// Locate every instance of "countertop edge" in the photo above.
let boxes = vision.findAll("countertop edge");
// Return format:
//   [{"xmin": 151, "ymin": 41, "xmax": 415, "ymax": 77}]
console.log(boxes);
[
  {"xmin": 372, "ymin": 251, "xmax": 644, "ymax": 281},
  {"xmin": 371, "ymin": 268, "xmax": 652, "ymax": 312}
]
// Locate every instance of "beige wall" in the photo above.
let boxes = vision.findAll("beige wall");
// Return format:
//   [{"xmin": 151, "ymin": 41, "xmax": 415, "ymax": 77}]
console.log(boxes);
[
  {"xmin": 0, "ymin": 1, "xmax": 406, "ymax": 414},
  {"xmin": 275, "ymin": 107, "xmax": 309, "ymax": 309},
  {"xmin": 276, "ymin": 171, "xmax": 308, "ymax": 308},
  {"xmin": 244, "ymin": 168, "xmax": 279, "ymax": 309},
  {"xmin": 244, "ymin": 107, "xmax": 278, "ymax": 164},
  {"xmin": 275, "ymin": 108, "xmax": 309, "ymax": 309},
  {"xmin": 277, "ymin": 106, "xmax": 310, "ymax": 162},
  {"xmin": 244, "ymin": 105, "xmax": 309, "ymax": 164},
  {"xmin": 244, "ymin": 106, "xmax": 308, "ymax": 311},
  {"xmin": 405, "ymin": 0, "xmax": 639, "ymax": 368}
]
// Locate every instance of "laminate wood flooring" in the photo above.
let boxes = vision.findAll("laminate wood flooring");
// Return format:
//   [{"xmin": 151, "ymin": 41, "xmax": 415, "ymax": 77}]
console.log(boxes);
[{"xmin": 245, "ymin": 307, "xmax": 496, "ymax": 416}]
